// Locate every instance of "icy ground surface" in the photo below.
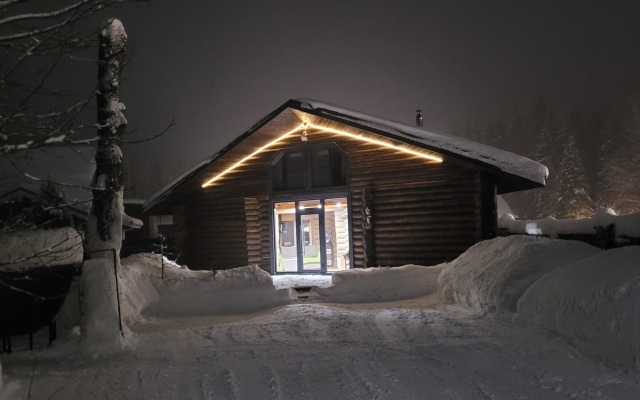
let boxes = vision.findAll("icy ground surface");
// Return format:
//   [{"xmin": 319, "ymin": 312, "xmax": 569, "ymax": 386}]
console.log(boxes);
[{"xmin": 2, "ymin": 298, "xmax": 640, "ymax": 400}]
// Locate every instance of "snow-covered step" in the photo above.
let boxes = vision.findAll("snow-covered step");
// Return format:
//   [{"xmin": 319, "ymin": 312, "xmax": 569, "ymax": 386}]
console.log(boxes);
[{"xmin": 289, "ymin": 286, "xmax": 321, "ymax": 302}]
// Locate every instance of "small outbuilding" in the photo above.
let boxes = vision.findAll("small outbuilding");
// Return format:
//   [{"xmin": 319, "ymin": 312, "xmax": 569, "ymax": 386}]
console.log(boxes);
[{"xmin": 145, "ymin": 99, "xmax": 547, "ymax": 273}]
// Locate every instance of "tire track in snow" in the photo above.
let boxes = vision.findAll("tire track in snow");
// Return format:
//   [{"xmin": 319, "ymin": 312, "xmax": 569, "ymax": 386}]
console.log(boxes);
[
  {"xmin": 261, "ymin": 364, "xmax": 283, "ymax": 400},
  {"xmin": 339, "ymin": 356, "xmax": 390, "ymax": 400},
  {"xmin": 222, "ymin": 368, "xmax": 241, "ymax": 399},
  {"xmin": 279, "ymin": 360, "xmax": 311, "ymax": 400},
  {"xmin": 199, "ymin": 374, "xmax": 214, "ymax": 400}
]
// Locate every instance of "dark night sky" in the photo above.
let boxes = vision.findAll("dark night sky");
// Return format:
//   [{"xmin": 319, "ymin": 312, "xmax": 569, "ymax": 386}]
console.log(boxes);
[{"xmin": 110, "ymin": 0, "xmax": 640, "ymax": 192}]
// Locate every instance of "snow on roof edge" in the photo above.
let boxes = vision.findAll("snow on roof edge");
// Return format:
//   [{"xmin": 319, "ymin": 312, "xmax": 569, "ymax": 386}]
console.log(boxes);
[
  {"xmin": 144, "ymin": 102, "xmax": 293, "ymax": 213},
  {"xmin": 295, "ymin": 98, "xmax": 549, "ymax": 186}
]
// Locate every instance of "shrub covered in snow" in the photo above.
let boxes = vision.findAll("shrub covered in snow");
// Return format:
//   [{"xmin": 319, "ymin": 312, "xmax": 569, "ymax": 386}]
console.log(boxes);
[
  {"xmin": 120, "ymin": 254, "xmax": 290, "ymax": 318},
  {"xmin": 314, "ymin": 264, "xmax": 444, "ymax": 303},
  {"xmin": 437, "ymin": 236, "xmax": 600, "ymax": 312},
  {"xmin": 517, "ymin": 246, "xmax": 640, "ymax": 371}
]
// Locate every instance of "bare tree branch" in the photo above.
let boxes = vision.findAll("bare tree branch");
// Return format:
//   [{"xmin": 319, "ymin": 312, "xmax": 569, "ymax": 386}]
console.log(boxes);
[
  {"xmin": 0, "ymin": 0, "xmax": 101, "ymax": 26},
  {"xmin": 122, "ymin": 119, "xmax": 176, "ymax": 144}
]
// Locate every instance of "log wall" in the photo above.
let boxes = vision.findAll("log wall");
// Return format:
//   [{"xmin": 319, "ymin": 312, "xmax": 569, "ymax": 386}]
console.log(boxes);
[{"xmin": 173, "ymin": 128, "xmax": 496, "ymax": 270}]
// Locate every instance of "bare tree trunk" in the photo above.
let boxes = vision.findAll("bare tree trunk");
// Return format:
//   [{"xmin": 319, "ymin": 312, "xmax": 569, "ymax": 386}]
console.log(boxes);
[{"xmin": 87, "ymin": 19, "xmax": 127, "ymax": 256}]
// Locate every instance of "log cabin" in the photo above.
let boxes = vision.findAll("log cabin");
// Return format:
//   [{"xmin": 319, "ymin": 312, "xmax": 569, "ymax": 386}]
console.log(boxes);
[{"xmin": 144, "ymin": 99, "xmax": 547, "ymax": 273}]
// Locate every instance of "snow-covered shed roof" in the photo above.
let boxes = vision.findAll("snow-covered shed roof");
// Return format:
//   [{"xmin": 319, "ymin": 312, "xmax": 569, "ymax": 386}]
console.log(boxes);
[{"xmin": 145, "ymin": 99, "xmax": 548, "ymax": 214}]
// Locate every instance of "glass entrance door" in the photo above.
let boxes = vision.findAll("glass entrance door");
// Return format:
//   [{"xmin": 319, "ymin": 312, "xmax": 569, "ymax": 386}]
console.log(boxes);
[
  {"xmin": 273, "ymin": 197, "xmax": 350, "ymax": 274},
  {"xmin": 298, "ymin": 211, "xmax": 323, "ymax": 272}
]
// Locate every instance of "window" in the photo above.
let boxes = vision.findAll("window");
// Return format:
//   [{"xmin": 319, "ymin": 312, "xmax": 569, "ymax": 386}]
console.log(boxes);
[{"xmin": 271, "ymin": 144, "xmax": 347, "ymax": 192}]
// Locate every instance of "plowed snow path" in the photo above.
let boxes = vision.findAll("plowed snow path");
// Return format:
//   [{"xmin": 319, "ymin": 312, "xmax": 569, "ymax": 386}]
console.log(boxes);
[{"xmin": 2, "ymin": 301, "xmax": 640, "ymax": 399}]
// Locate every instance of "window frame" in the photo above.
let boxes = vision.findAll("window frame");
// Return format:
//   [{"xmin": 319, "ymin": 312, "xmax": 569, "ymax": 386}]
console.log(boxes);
[{"xmin": 269, "ymin": 143, "xmax": 349, "ymax": 193}]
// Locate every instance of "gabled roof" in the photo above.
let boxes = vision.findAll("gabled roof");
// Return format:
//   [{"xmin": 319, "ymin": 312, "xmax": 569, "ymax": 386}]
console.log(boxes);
[{"xmin": 145, "ymin": 99, "xmax": 548, "ymax": 213}]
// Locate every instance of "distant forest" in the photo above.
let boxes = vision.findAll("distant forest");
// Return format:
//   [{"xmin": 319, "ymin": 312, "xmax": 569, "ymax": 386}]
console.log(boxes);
[{"xmin": 452, "ymin": 90, "xmax": 640, "ymax": 219}]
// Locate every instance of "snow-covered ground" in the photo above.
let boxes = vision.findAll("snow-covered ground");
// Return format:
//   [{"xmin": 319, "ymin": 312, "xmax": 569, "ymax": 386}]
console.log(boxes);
[{"xmin": 1, "ymin": 238, "xmax": 640, "ymax": 399}]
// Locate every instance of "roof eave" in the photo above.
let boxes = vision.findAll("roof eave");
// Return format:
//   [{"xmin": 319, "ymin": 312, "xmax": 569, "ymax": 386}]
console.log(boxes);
[{"xmin": 144, "ymin": 100, "xmax": 300, "ymax": 214}]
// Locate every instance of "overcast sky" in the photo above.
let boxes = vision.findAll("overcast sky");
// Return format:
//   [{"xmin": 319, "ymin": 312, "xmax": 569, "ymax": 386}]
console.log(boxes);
[{"xmin": 112, "ymin": 0, "xmax": 640, "ymax": 190}]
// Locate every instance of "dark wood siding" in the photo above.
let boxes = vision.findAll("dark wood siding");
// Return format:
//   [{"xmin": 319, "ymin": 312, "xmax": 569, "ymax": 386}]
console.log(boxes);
[
  {"xmin": 371, "ymin": 179, "xmax": 479, "ymax": 267},
  {"xmin": 172, "ymin": 204, "xmax": 186, "ymax": 265},
  {"xmin": 344, "ymin": 138, "xmax": 483, "ymax": 268},
  {"xmin": 244, "ymin": 196, "xmax": 271, "ymax": 272},
  {"xmin": 171, "ymin": 125, "xmax": 495, "ymax": 270},
  {"xmin": 181, "ymin": 192, "xmax": 249, "ymax": 270}
]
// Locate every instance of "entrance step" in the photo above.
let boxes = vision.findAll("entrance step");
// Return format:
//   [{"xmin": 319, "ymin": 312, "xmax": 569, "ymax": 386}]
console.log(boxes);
[{"xmin": 290, "ymin": 286, "xmax": 321, "ymax": 302}]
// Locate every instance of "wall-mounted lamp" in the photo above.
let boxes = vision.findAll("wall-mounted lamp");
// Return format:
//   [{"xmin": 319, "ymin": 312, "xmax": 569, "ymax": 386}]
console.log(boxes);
[{"xmin": 301, "ymin": 123, "xmax": 308, "ymax": 142}]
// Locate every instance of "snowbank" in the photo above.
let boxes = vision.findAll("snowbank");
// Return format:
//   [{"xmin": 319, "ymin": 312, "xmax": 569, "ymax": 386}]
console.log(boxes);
[
  {"xmin": 499, "ymin": 208, "xmax": 640, "ymax": 243},
  {"xmin": 438, "ymin": 236, "xmax": 600, "ymax": 312},
  {"xmin": 313, "ymin": 264, "xmax": 444, "ymax": 303},
  {"xmin": 120, "ymin": 254, "xmax": 290, "ymax": 318},
  {"xmin": 81, "ymin": 258, "xmax": 128, "ymax": 353},
  {"xmin": 0, "ymin": 227, "xmax": 83, "ymax": 271},
  {"xmin": 517, "ymin": 246, "xmax": 640, "ymax": 371}
]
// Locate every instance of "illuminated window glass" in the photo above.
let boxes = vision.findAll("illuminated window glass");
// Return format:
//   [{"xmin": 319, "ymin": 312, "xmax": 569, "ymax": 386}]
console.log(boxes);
[{"xmin": 271, "ymin": 144, "xmax": 347, "ymax": 192}]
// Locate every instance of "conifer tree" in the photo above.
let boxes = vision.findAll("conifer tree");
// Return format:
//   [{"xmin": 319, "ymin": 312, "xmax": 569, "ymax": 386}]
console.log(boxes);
[
  {"xmin": 598, "ymin": 94, "xmax": 640, "ymax": 214},
  {"xmin": 531, "ymin": 110, "xmax": 559, "ymax": 218},
  {"xmin": 555, "ymin": 120, "xmax": 593, "ymax": 219}
]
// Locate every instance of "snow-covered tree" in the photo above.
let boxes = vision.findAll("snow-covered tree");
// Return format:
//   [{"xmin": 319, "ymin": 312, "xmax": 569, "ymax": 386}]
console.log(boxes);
[
  {"xmin": 555, "ymin": 118, "xmax": 593, "ymax": 219},
  {"xmin": 531, "ymin": 109, "xmax": 560, "ymax": 218},
  {"xmin": 597, "ymin": 94, "xmax": 640, "ymax": 214},
  {"xmin": 82, "ymin": 19, "xmax": 129, "ymax": 346},
  {"xmin": 87, "ymin": 18, "xmax": 127, "ymax": 256}
]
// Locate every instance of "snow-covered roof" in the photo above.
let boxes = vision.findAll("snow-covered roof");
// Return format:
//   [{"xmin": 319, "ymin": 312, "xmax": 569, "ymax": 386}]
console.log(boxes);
[
  {"xmin": 296, "ymin": 99, "xmax": 548, "ymax": 185},
  {"xmin": 145, "ymin": 99, "xmax": 548, "ymax": 213}
]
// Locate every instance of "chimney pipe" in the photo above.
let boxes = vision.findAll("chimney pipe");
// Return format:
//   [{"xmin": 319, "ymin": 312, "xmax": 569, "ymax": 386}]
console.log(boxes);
[{"xmin": 415, "ymin": 110, "xmax": 423, "ymax": 127}]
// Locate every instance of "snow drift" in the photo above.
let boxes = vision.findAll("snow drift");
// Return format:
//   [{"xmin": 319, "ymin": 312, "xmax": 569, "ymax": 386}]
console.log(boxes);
[
  {"xmin": 81, "ymin": 258, "xmax": 128, "ymax": 353},
  {"xmin": 517, "ymin": 246, "xmax": 640, "ymax": 371},
  {"xmin": 314, "ymin": 264, "xmax": 444, "ymax": 303},
  {"xmin": 437, "ymin": 236, "xmax": 600, "ymax": 312},
  {"xmin": 119, "ymin": 254, "xmax": 290, "ymax": 318}
]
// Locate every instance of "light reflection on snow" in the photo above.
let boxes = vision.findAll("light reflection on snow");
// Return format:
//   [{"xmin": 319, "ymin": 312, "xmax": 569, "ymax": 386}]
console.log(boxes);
[{"xmin": 525, "ymin": 222, "xmax": 542, "ymax": 235}]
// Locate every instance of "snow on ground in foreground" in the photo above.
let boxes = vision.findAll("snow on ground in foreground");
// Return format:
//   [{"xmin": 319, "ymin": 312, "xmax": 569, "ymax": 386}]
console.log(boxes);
[
  {"xmin": 517, "ymin": 246, "xmax": 640, "ymax": 371},
  {"xmin": 438, "ymin": 235, "xmax": 600, "ymax": 312},
  {"xmin": 2, "ymin": 302, "xmax": 640, "ymax": 399},
  {"xmin": 3, "ymin": 243, "xmax": 640, "ymax": 398},
  {"xmin": 314, "ymin": 264, "xmax": 446, "ymax": 303}
]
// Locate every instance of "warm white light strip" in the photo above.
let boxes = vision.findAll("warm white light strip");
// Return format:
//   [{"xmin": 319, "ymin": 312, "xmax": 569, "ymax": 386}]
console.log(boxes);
[
  {"xmin": 306, "ymin": 122, "xmax": 443, "ymax": 163},
  {"xmin": 202, "ymin": 121, "xmax": 443, "ymax": 188},
  {"xmin": 201, "ymin": 124, "xmax": 305, "ymax": 187}
]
